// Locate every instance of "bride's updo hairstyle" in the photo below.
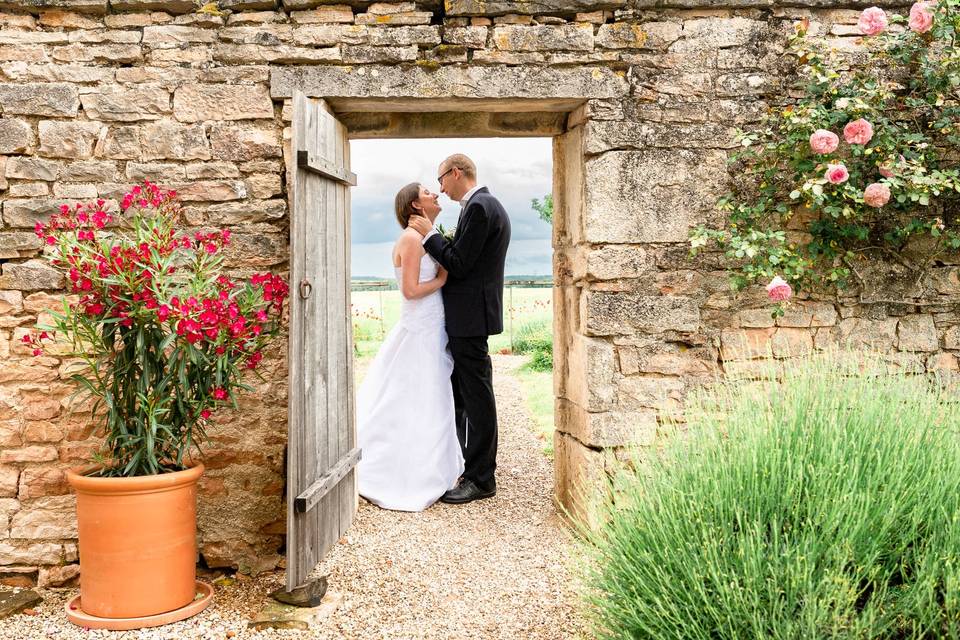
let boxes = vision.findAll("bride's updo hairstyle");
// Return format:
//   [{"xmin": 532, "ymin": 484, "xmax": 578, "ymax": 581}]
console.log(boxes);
[{"xmin": 394, "ymin": 182, "xmax": 422, "ymax": 229}]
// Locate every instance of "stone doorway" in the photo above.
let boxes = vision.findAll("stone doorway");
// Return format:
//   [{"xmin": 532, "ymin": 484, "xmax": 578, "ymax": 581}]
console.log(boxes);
[{"xmin": 273, "ymin": 72, "xmax": 617, "ymax": 521}]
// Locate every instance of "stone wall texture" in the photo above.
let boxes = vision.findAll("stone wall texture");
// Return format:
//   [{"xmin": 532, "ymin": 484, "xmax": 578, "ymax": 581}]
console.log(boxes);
[{"xmin": 0, "ymin": 0, "xmax": 947, "ymax": 583}]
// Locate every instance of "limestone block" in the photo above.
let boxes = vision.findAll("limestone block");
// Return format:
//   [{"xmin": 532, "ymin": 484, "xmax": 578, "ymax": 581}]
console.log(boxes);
[
  {"xmin": 5, "ymin": 157, "xmax": 59, "ymax": 182},
  {"xmin": 0, "ymin": 83, "xmax": 78, "ymax": 117},
  {"xmin": 213, "ymin": 43, "xmax": 342, "ymax": 64},
  {"xmin": 51, "ymin": 43, "xmax": 143, "ymax": 64},
  {"xmin": 716, "ymin": 72, "xmax": 771, "ymax": 98},
  {"xmin": 0, "ymin": 260, "xmax": 64, "ymax": 291},
  {"xmin": 125, "ymin": 161, "xmax": 186, "ymax": 182},
  {"xmin": 669, "ymin": 16, "xmax": 766, "ymax": 53},
  {"xmin": 836, "ymin": 317, "xmax": 898, "ymax": 351},
  {"xmin": 597, "ymin": 21, "xmax": 681, "ymax": 49},
  {"xmin": 553, "ymin": 431, "xmax": 612, "ymax": 527},
  {"xmin": 140, "ymin": 121, "xmax": 209, "ymax": 161},
  {"xmin": 570, "ymin": 244, "xmax": 651, "ymax": 281},
  {"xmin": 945, "ymin": 326, "xmax": 960, "ymax": 350},
  {"xmin": 354, "ymin": 11, "xmax": 431, "ymax": 25},
  {"xmin": 174, "ymin": 84, "xmax": 274, "ymax": 122},
  {"xmin": 185, "ymin": 161, "xmax": 240, "ymax": 179},
  {"xmin": 218, "ymin": 25, "xmax": 294, "ymax": 44},
  {"xmin": 491, "ymin": 24, "xmax": 592, "ymax": 51},
  {"xmin": 104, "ymin": 11, "xmax": 172, "ymax": 27},
  {"xmin": 290, "ymin": 6, "xmax": 353, "ymax": 23},
  {"xmin": 897, "ymin": 315, "xmax": 938, "ymax": 352},
  {"xmin": 21, "ymin": 420, "xmax": 63, "ymax": 442},
  {"xmin": 562, "ymin": 333, "xmax": 615, "ymax": 411},
  {"xmin": 210, "ymin": 122, "xmax": 281, "ymax": 161},
  {"xmin": 583, "ymin": 149, "xmax": 727, "ymax": 243},
  {"xmin": 0, "ymin": 233, "xmax": 42, "ymax": 259},
  {"xmin": 37, "ymin": 563, "xmax": 80, "ymax": 587},
  {"xmin": 61, "ymin": 160, "xmax": 117, "ymax": 182},
  {"xmin": 446, "ymin": 0, "xmax": 626, "ymax": 16},
  {"xmin": 109, "ymin": 0, "xmax": 195, "ymax": 12},
  {"xmin": 0, "ymin": 446, "xmax": 58, "ymax": 464},
  {"xmin": 739, "ymin": 308, "xmax": 775, "ymax": 329},
  {"xmin": 80, "ymin": 85, "xmax": 171, "ymax": 122},
  {"xmin": 37, "ymin": 9, "xmax": 101, "ymax": 28},
  {"xmin": 245, "ymin": 173, "xmax": 282, "ymax": 199},
  {"xmin": 142, "ymin": 25, "xmax": 218, "ymax": 45},
  {"xmin": 0, "ymin": 363, "xmax": 58, "ymax": 384},
  {"xmin": 720, "ymin": 327, "xmax": 775, "ymax": 360},
  {"xmin": 68, "ymin": 30, "xmax": 141, "ymax": 44},
  {"xmin": 0, "ymin": 45, "xmax": 48, "ymax": 62},
  {"xmin": 9, "ymin": 183, "xmax": 49, "ymax": 198},
  {"xmin": 0, "ymin": 31, "xmax": 69, "ymax": 46},
  {"xmin": 0, "ymin": 542, "xmax": 62, "ymax": 565},
  {"xmin": 173, "ymin": 180, "xmax": 247, "ymax": 202},
  {"xmin": 17, "ymin": 467, "xmax": 68, "ymax": 500},
  {"xmin": 442, "ymin": 26, "xmax": 487, "ymax": 48},
  {"xmin": 204, "ymin": 199, "xmax": 286, "ymax": 225},
  {"xmin": 928, "ymin": 352, "xmax": 959, "ymax": 374},
  {"xmin": 0, "ymin": 466, "xmax": 18, "ymax": 497},
  {"xmin": 2, "ymin": 199, "xmax": 63, "ymax": 227},
  {"xmin": 342, "ymin": 45, "xmax": 417, "ymax": 63},
  {"xmin": 270, "ymin": 65, "xmax": 630, "ymax": 100},
  {"xmin": 771, "ymin": 327, "xmax": 813, "ymax": 358},
  {"xmin": 585, "ymin": 120, "xmax": 736, "ymax": 153},
  {"xmin": 37, "ymin": 121, "xmax": 103, "ymax": 159},
  {"xmin": 0, "ymin": 291, "xmax": 22, "ymax": 314},
  {"xmin": 220, "ymin": 233, "xmax": 287, "ymax": 267},
  {"xmin": 0, "ymin": 120, "xmax": 35, "ymax": 155},
  {"xmin": 8, "ymin": 495, "xmax": 77, "ymax": 539},
  {"xmin": 584, "ymin": 291, "xmax": 700, "ymax": 335},
  {"xmin": 558, "ymin": 398, "xmax": 656, "ymax": 449},
  {"xmin": 94, "ymin": 125, "xmax": 142, "ymax": 160}
]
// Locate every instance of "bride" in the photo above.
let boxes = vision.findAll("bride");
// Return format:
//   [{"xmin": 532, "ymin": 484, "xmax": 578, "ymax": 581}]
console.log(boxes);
[{"xmin": 355, "ymin": 182, "xmax": 465, "ymax": 511}]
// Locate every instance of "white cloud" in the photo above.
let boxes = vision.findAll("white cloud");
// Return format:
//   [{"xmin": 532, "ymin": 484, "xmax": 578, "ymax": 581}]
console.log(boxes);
[{"xmin": 350, "ymin": 137, "xmax": 553, "ymax": 276}]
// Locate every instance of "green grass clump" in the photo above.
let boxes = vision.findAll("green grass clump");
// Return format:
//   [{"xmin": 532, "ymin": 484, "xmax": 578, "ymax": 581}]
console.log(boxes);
[
  {"xmin": 580, "ymin": 352, "xmax": 960, "ymax": 640},
  {"xmin": 513, "ymin": 320, "xmax": 553, "ymax": 372}
]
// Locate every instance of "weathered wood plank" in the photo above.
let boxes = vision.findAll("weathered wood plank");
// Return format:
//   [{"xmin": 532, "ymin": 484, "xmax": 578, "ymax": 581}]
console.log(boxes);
[
  {"xmin": 294, "ymin": 447, "xmax": 361, "ymax": 513},
  {"xmin": 297, "ymin": 150, "xmax": 357, "ymax": 186}
]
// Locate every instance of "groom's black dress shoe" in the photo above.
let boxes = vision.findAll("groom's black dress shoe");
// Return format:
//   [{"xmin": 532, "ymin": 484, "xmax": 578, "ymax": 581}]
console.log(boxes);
[{"xmin": 439, "ymin": 479, "xmax": 496, "ymax": 504}]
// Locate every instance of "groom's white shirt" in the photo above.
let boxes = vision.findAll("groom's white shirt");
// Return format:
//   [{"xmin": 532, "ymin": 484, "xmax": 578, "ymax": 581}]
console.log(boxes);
[{"xmin": 421, "ymin": 184, "xmax": 486, "ymax": 245}]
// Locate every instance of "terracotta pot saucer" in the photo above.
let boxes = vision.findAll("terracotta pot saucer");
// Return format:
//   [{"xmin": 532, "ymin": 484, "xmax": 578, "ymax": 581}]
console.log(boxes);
[{"xmin": 64, "ymin": 581, "xmax": 214, "ymax": 631}]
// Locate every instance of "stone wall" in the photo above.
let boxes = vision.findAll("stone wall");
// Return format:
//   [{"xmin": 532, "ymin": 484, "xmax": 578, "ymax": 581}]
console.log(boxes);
[{"xmin": 0, "ymin": 0, "xmax": 949, "ymax": 583}]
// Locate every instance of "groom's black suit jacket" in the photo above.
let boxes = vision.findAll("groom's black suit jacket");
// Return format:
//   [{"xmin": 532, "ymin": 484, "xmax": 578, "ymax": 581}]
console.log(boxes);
[{"xmin": 423, "ymin": 187, "xmax": 511, "ymax": 338}]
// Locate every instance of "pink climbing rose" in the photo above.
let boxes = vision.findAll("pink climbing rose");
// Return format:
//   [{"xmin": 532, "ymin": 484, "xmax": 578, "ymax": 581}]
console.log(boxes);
[
  {"xmin": 825, "ymin": 163, "xmax": 850, "ymax": 184},
  {"xmin": 858, "ymin": 7, "xmax": 889, "ymax": 35},
  {"xmin": 809, "ymin": 129, "xmax": 839, "ymax": 154},
  {"xmin": 909, "ymin": 1, "xmax": 934, "ymax": 33},
  {"xmin": 843, "ymin": 119, "xmax": 874, "ymax": 145},
  {"xmin": 863, "ymin": 182, "xmax": 891, "ymax": 208},
  {"xmin": 766, "ymin": 276, "xmax": 793, "ymax": 302}
]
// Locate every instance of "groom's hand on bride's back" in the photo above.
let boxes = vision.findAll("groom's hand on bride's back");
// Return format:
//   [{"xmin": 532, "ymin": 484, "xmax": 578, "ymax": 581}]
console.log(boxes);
[
  {"xmin": 408, "ymin": 215, "xmax": 432, "ymax": 237},
  {"xmin": 435, "ymin": 266, "xmax": 448, "ymax": 285}
]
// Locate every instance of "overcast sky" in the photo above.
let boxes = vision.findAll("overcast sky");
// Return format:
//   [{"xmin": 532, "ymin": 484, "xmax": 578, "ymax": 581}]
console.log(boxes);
[{"xmin": 350, "ymin": 137, "xmax": 553, "ymax": 278}]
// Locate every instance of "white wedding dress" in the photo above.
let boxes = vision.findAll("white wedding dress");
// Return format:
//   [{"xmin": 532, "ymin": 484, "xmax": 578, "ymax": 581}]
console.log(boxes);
[{"xmin": 356, "ymin": 252, "xmax": 464, "ymax": 511}]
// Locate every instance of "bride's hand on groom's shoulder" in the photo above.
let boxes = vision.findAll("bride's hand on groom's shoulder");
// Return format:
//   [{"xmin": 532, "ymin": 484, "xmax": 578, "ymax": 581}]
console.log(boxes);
[{"xmin": 408, "ymin": 215, "xmax": 432, "ymax": 237}]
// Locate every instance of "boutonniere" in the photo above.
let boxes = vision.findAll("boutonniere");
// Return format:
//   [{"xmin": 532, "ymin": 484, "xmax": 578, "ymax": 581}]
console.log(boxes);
[{"xmin": 436, "ymin": 223, "xmax": 456, "ymax": 242}]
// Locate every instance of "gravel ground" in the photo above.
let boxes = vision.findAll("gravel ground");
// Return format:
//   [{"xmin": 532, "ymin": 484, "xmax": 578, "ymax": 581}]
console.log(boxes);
[{"xmin": 0, "ymin": 354, "xmax": 585, "ymax": 640}]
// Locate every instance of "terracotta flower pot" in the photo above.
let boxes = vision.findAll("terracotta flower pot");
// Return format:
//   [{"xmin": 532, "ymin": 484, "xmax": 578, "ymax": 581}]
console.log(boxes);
[{"xmin": 65, "ymin": 463, "xmax": 204, "ymax": 619}]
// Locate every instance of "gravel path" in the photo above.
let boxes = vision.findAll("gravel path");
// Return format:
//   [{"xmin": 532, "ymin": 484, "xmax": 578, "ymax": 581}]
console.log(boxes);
[{"xmin": 0, "ymin": 354, "xmax": 585, "ymax": 640}]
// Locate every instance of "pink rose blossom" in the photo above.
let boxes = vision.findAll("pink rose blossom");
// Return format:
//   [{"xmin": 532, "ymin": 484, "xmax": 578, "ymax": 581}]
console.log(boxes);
[
  {"xmin": 863, "ymin": 182, "xmax": 891, "ymax": 208},
  {"xmin": 825, "ymin": 163, "xmax": 850, "ymax": 184},
  {"xmin": 858, "ymin": 7, "xmax": 889, "ymax": 35},
  {"xmin": 879, "ymin": 164, "xmax": 895, "ymax": 178},
  {"xmin": 809, "ymin": 129, "xmax": 840, "ymax": 154},
  {"xmin": 843, "ymin": 119, "xmax": 874, "ymax": 145},
  {"xmin": 909, "ymin": 1, "xmax": 934, "ymax": 33},
  {"xmin": 766, "ymin": 276, "xmax": 793, "ymax": 302}
]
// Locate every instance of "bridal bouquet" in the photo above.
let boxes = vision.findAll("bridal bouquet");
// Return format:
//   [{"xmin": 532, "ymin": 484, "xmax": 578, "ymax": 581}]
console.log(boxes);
[
  {"xmin": 436, "ymin": 223, "xmax": 456, "ymax": 242},
  {"xmin": 24, "ymin": 181, "xmax": 288, "ymax": 477}
]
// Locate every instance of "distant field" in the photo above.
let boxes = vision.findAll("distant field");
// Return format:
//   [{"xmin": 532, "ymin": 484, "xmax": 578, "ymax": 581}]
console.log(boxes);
[{"xmin": 350, "ymin": 286, "xmax": 553, "ymax": 359}]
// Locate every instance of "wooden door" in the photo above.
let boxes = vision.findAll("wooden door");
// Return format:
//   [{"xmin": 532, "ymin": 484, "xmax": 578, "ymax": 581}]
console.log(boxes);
[{"xmin": 287, "ymin": 91, "xmax": 359, "ymax": 591}]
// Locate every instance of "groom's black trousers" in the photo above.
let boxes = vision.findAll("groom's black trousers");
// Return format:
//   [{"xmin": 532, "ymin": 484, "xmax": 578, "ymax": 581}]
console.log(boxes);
[{"xmin": 448, "ymin": 336, "xmax": 498, "ymax": 491}]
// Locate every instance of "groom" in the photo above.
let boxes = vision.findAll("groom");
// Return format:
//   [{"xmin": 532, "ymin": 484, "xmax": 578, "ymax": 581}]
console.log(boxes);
[{"xmin": 408, "ymin": 154, "xmax": 511, "ymax": 504}]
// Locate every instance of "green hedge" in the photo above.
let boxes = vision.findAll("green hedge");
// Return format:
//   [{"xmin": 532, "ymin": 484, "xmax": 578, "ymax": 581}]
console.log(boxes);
[
  {"xmin": 580, "ymin": 353, "xmax": 960, "ymax": 640},
  {"xmin": 513, "ymin": 320, "xmax": 553, "ymax": 372}
]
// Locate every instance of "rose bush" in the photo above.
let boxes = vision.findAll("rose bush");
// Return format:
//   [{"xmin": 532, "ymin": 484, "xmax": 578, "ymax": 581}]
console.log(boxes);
[
  {"xmin": 690, "ymin": 1, "xmax": 960, "ymax": 315},
  {"xmin": 25, "ymin": 181, "xmax": 288, "ymax": 477}
]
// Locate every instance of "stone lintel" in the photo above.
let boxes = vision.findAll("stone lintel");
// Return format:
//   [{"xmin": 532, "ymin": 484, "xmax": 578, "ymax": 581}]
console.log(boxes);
[
  {"xmin": 445, "ymin": 0, "xmax": 626, "ymax": 16},
  {"xmin": 339, "ymin": 110, "xmax": 567, "ymax": 138},
  {"xmin": 270, "ymin": 65, "xmax": 629, "ymax": 101}
]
